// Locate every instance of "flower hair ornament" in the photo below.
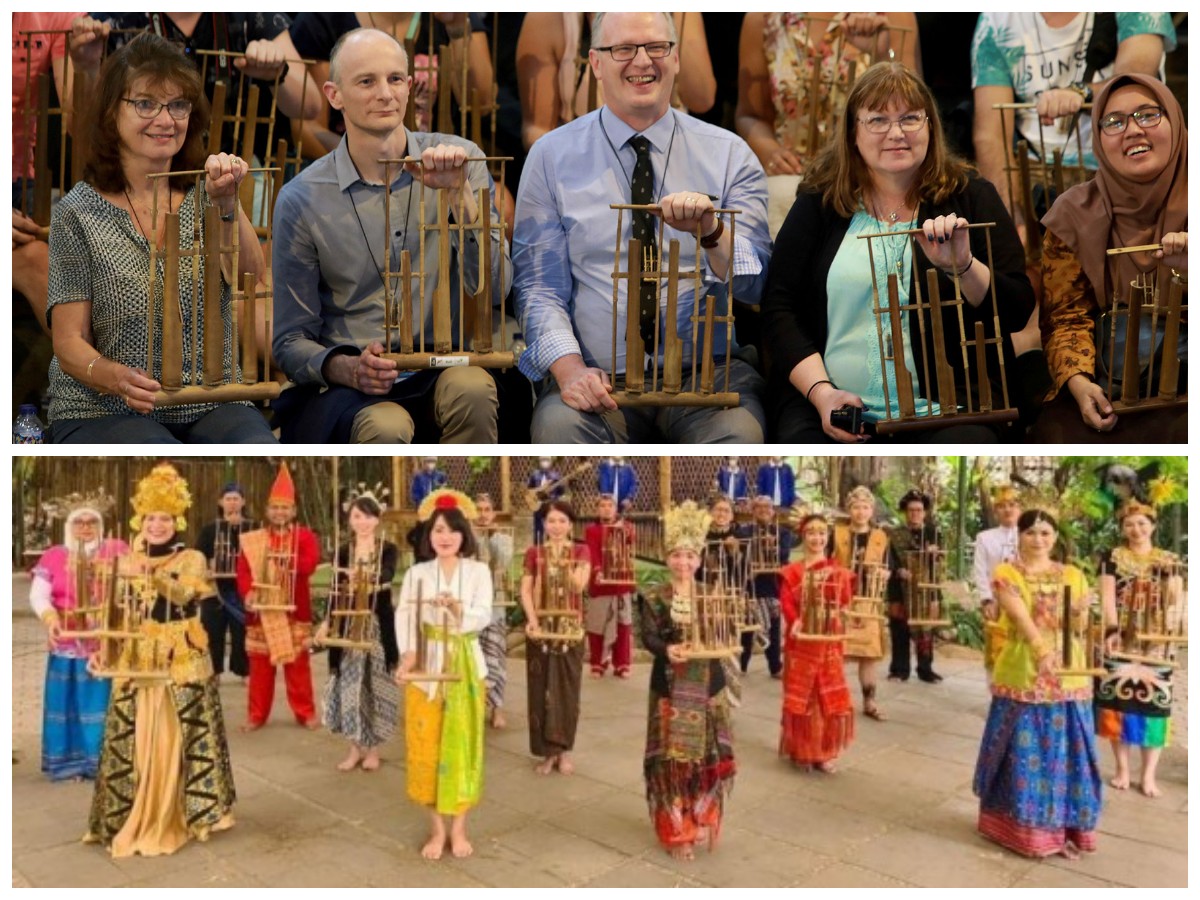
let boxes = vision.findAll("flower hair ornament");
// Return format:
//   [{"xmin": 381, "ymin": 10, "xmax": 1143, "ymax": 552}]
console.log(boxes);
[
  {"xmin": 418, "ymin": 488, "xmax": 478, "ymax": 523},
  {"xmin": 343, "ymin": 481, "xmax": 391, "ymax": 515}
]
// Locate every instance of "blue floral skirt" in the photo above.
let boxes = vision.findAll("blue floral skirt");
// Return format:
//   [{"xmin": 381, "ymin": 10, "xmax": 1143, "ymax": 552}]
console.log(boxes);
[
  {"xmin": 42, "ymin": 654, "xmax": 110, "ymax": 780},
  {"xmin": 973, "ymin": 697, "xmax": 1102, "ymax": 857}
]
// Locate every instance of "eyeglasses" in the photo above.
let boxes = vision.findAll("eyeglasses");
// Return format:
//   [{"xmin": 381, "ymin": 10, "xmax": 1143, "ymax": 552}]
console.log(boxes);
[
  {"xmin": 122, "ymin": 97, "xmax": 193, "ymax": 120},
  {"xmin": 593, "ymin": 41, "xmax": 675, "ymax": 61},
  {"xmin": 1098, "ymin": 105, "xmax": 1164, "ymax": 136},
  {"xmin": 857, "ymin": 111, "xmax": 927, "ymax": 134}
]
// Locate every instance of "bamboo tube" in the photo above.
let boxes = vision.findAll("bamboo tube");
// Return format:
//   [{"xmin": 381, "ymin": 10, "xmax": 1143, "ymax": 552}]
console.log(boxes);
[
  {"xmin": 974, "ymin": 321, "xmax": 992, "ymax": 411},
  {"xmin": 1121, "ymin": 281, "xmax": 1144, "ymax": 405},
  {"xmin": 663, "ymin": 240, "xmax": 683, "ymax": 394},
  {"xmin": 625, "ymin": 238, "xmax": 645, "ymax": 394},
  {"xmin": 886, "ymin": 274, "xmax": 916, "ymax": 418},
  {"xmin": 399, "ymin": 250, "xmax": 415, "ymax": 354},
  {"xmin": 1106, "ymin": 244, "xmax": 1164, "ymax": 256},
  {"xmin": 1157, "ymin": 275, "xmax": 1183, "ymax": 401},
  {"xmin": 1016, "ymin": 142, "xmax": 1040, "ymax": 259},
  {"xmin": 925, "ymin": 268, "xmax": 957, "ymax": 413},
  {"xmin": 34, "ymin": 75, "xmax": 52, "ymax": 225},
  {"xmin": 241, "ymin": 272, "xmax": 257, "ymax": 383},
  {"xmin": 699, "ymin": 295, "xmax": 716, "ymax": 394},
  {"xmin": 207, "ymin": 81, "xmax": 228, "ymax": 156},
  {"xmin": 433, "ymin": 190, "xmax": 452, "ymax": 353},
  {"xmin": 238, "ymin": 84, "xmax": 260, "ymax": 215},
  {"xmin": 160, "ymin": 213, "xmax": 183, "ymax": 390},
  {"xmin": 473, "ymin": 186, "xmax": 493, "ymax": 352},
  {"xmin": 203, "ymin": 205, "xmax": 224, "ymax": 385},
  {"xmin": 437, "ymin": 46, "xmax": 453, "ymax": 135}
]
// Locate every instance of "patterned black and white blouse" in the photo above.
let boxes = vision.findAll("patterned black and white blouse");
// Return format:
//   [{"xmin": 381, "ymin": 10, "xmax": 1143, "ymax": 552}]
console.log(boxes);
[{"xmin": 46, "ymin": 182, "xmax": 244, "ymax": 424}]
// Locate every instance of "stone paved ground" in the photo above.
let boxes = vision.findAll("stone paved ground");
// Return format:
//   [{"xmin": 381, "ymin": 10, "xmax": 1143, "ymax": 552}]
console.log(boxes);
[{"xmin": 10, "ymin": 575, "xmax": 1188, "ymax": 888}]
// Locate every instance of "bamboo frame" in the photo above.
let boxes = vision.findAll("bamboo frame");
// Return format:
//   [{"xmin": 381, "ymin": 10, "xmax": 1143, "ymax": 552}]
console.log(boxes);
[
  {"xmin": 858, "ymin": 222, "xmax": 1018, "ymax": 434},
  {"xmin": 1096, "ymin": 260, "xmax": 1187, "ymax": 415},
  {"xmin": 323, "ymin": 534, "xmax": 385, "ymax": 652},
  {"xmin": 904, "ymin": 548, "xmax": 951, "ymax": 629},
  {"xmin": 243, "ymin": 525, "xmax": 300, "ymax": 615},
  {"xmin": 594, "ymin": 522, "xmax": 636, "ymax": 589},
  {"xmin": 395, "ymin": 580, "xmax": 464, "ymax": 683},
  {"xmin": 844, "ymin": 560, "xmax": 889, "ymax": 623},
  {"xmin": 747, "ymin": 521, "xmax": 783, "ymax": 578},
  {"xmin": 791, "ymin": 567, "xmax": 846, "ymax": 642},
  {"xmin": 378, "ymin": 156, "xmax": 514, "ymax": 370},
  {"xmin": 85, "ymin": 554, "xmax": 172, "ymax": 683},
  {"xmin": 1107, "ymin": 561, "xmax": 1187, "ymax": 669},
  {"xmin": 527, "ymin": 541, "xmax": 586, "ymax": 644},
  {"xmin": 703, "ymin": 535, "xmax": 757, "ymax": 634},
  {"xmin": 608, "ymin": 204, "xmax": 741, "ymax": 408},
  {"xmin": 143, "ymin": 169, "xmax": 282, "ymax": 407},
  {"xmin": 680, "ymin": 577, "xmax": 742, "ymax": 660},
  {"xmin": 992, "ymin": 101, "xmax": 1094, "ymax": 263},
  {"xmin": 1056, "ymin": 584, "xmax": 1106, "ymax": 677}
]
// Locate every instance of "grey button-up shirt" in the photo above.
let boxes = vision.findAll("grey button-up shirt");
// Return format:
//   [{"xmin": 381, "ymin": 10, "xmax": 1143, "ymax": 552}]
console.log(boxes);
[{"xmin": 272, "ymin": 130, "xmax": 511, "ymax": 386}]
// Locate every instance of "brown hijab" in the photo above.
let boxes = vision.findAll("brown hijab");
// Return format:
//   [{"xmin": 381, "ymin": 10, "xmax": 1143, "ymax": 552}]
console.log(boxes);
[{"xmin": 1041, "ymin": 73, "xmax": 1187, "ymax": 307}]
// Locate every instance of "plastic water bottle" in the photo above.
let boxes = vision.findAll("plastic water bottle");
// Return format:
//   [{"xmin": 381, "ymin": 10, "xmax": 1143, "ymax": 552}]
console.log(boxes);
[{"xmin": 13, "ymin": 404, "xmax": 45, "ymax": 444}]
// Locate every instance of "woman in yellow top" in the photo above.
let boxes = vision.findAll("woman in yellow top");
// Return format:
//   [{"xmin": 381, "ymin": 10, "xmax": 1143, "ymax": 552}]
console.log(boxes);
[
  {"xmin": 972, "ymin": 510, "xmax": 1102, "ymax": 860},
  {"xmin": 85, "ymin": 463, "xmax": 235, "ymax": 858}
]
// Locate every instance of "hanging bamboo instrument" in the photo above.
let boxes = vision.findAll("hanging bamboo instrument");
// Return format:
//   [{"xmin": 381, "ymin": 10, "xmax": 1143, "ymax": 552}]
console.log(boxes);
[
  {"xmin": 608, "ymin": 204, "xmax": 742, "ymax": 408},
  {"xmin": 857, "ymin": 222, "xmax": 1018, "ymax": 434},
  {"xmin": 396, "ymin": 580, "xmax": 464, "ymax": 683},
  {"xmin": 528, "ymin": 540, "xmax": 585, "ymax": 644}
]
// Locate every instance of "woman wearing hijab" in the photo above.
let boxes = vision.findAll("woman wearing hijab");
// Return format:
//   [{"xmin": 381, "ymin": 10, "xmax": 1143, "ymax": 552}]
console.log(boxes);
[{"xmin": 1035, "ymin": 73, "xmax": 1186, "ymax": 442}]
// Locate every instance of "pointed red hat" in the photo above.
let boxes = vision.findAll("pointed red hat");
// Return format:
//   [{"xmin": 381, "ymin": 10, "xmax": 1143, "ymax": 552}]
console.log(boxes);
[{"xmin": 268, "ymin": 462, "xmax": 296, "ymax": 506}]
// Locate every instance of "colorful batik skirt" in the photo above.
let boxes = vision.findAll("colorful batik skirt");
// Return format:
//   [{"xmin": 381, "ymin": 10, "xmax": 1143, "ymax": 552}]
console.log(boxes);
[
  {"xmin": 973, "ymin": 697, "xmax": 1102, "ymax": 857},
  {"xmin": 323, "ymin": 625, "xmax": 399, "ymax": 749},
  {"xmin": 1094, "ymin": 657, "xmax": 1173, "ymax": 748},
  {"xmin": 644, "ymin": 662, "xmax": 736, "ymax": 850},
  {"xmin": 43, "ymin": 654, "xmax": 110, "ymax": 780},
  {"xmin": 779, "ymin": 637, "xmax": 854, "ymax": 765}
]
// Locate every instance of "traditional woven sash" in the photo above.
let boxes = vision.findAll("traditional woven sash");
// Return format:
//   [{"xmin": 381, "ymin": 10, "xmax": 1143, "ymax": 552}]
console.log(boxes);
[
  {"xmin": 240, "ymin": 529, "xmax": 297, "ymax": 665},
  {"xmin": 666, "ymin": 661, "xmax": 712, "ymax": 763},
  {"xmin": 424, "ymin": 623, "xmax": 483, "ymax": 814}
]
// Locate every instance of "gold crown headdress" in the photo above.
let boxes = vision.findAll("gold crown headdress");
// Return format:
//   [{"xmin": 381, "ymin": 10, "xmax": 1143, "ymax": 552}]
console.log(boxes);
[
  {"xmin": 1116, "ymin": 498, "xmax": 1156, "ymax": 523},
  {"xmin": 663, "ymin": 500, "xmax": 711, "ymax": 555},
  {"xmin": 130, "ymin": 462, "xmax": 191, "ymax": 532},
  {"xmin": 418, "ymin": 488, "xmax": 478, "ymax": 523},
  {"xmin": 990, "ymin": 484, "xmax": 1020, "ymax": 504}
]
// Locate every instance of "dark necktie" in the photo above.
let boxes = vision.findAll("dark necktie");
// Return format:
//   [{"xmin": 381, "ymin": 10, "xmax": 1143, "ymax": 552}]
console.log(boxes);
[{"xmin": 629, "ymin": 135, "xmax": 657, "ymax": 345}]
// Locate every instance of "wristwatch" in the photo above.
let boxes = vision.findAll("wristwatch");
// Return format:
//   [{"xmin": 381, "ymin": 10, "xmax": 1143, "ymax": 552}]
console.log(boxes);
[{"xmin": 1067, "ymin": 81, "xmax": 1094, "ymax": 104}]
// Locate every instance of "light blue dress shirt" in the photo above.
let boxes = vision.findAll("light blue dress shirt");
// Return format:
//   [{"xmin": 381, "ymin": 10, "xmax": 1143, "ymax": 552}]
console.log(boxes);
[{"xmin": 512, "ymin": 107, "xmax": 770, "ymax": 382}]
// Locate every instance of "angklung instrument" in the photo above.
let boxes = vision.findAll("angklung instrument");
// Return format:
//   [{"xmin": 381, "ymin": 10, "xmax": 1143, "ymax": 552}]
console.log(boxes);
[
  {"xmin": 703, "ymin": 534, "xmax": 757, "ymax": 635},
  {"xmin": 377, "ymin": 155, "xmax": 514, "ymax": 371},
  {"xmin": 396, "ymin": 580, "xmax": 464, "ymax": 684},
  {"xmin": 607, "ymin": 204, "xmax": 743, "ymax": 408},
  {"xmin": 142, "ymin": 167, "xmax": 283, "ymax": 408},
  {"xmin": 1107, "ymin": 558, "xmax": 1188, "ymax": 668},
  {"xmin": 594, "ymin": 521, "xmax": 636, "ymax": 590},
  {"xmin": 1055, "ymin": 581, "xmax": 1106, "ymax": 678},
  {"xmin": 992, "ymin": 100, "xmax": 1093, "ymax": 263},
  {"xmin": 844, "ymin": 558, "xmax": 889, "ymax": 628},
  {"xmin": 528, "ymin": 540, "xmax": 586, "ymax": 644},
  {"xmin": 81, "ymin": 549, "xmax": 171, "ymax": 682},
  {"xmin": 791, "ymin": 567, "xmax": 846, "ymax": 642},
  {"xmin": 475, "ymin": 522, "xmax": 517, "ymax": 608},
  {"xmin": 857, "ymin": 222, "xmax": 1017, "ymax": 434},
  {"xmin": 322, "ymin": 537, "xmax": 386, "ymax": 652},
  {"xmin": 678, "ymin": 577, "xmax": 742, "ymax": 660},
  {"xmin": 747, "ymin": 520, "xmax": 783, "ymax": 579},
  {"xmin": 1096, "ymin": 251, "xmax": 1187, "ymax": 416},
  {"xmin": 903, "ymin": 547, "xmax": 952, "ymax": 629}
]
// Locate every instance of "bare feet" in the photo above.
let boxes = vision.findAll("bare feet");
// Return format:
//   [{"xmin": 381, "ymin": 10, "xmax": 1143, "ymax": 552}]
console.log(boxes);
[
  {"xmin": 1109, "ymin": 773, "xmax": 1131, "ymax": 790},
  {"xmin": 556, "ymin": 753, "xmax": 575, "ymax": 775},
  {"xmin": 301, "ymin": 718, "xmax": 321, "ymax": 731},
  {"xmin": 1059, "ymin": 841, "xmax": 1081, "ymax": 860},
  {"xmin": 420, "ymin": 833, "xmax": 447, "ymax": 860},
  {"xmin": 337, "ymin": 748, "xmax": 363, "ymax": 772},
  {"xmin": 669, "ymin": 843, "xmax": 695, "ymax": 861},
  {"xmin": 489, "ymin": 707, "xmax": 506, "ymax": 729},
  {"xmin": 240, "ymin": 720, "xmax": 265, "ymax": 733},
  {"xmin": 361, "ymin": 750, "xmax": 381, "ymax": 772},
  {"xmin": 590, "ymin": 669, "xmax": 605, "ymax": 679},
  {"xmin": 1140, "ymin": 779, "xmax": 1162, "ymax": 798},
  {"xmin": 534, "ymin": 756, "xmax": 556, "ymax": 776},
  {"xmin": 615, "ymin": 669, "xmax": 631, "ymax": 680},
  {"xmin": 814, "ymin": 760, "xmax": 838, "ymax": 774},
  {"xmin": 449, "ymin": 822, "xmax": 474, "ymax": 858}
]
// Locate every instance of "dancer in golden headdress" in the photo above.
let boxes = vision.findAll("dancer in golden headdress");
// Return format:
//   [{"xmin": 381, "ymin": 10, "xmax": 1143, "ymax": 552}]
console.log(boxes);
[
  {"xmin": 638, "ymin": 501, "xmax": 736, "ymax": 861},
  {"xmin": 84, "ymin": 463, "xmax": 235, "ymax": 858}
]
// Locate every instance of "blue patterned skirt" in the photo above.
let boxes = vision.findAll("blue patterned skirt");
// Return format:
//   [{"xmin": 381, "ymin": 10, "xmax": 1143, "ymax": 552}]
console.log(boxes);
[
  {"xmin": 973, "ymin": 697, "xmax": 1103, "ymax": 857},
  {"xmin": 42, "ymin": 654, "xmax": 111, "ymax": 780}
]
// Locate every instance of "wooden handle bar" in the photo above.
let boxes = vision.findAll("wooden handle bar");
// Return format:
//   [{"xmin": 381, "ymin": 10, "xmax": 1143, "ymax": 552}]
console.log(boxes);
[
  {"xmin": 1106, "ymin": 244, "xmax": 1163, "ymax": 256},
  {"xmin": 192, "ymin": 48, "xmax": 318, "ymax": 65},
  {"xmin": 378, "ymin": 156, "xmax": 514, "ymax": 164},
  {"xmin": 146, "ymin": 167, "xmax": 280, "ymax": 178},
  {"xmin": 611, "ymin": 203, "xmax": 738, "ymax": 215},
  {"xmin": 856, "ymin": 222, "xmax": 998, "ymax": 239},
  {"xmin": 992, "ymin": 102, "xmax": 1092, "ymax": 111}
]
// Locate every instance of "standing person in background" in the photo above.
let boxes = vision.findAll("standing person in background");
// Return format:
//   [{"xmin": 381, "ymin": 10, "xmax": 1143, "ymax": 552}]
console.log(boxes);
[
  {"xmin": 597, "ymin": 456, "xmax": 638, "ymax": 513},
  {"xmin": 411, "ymin": 457, "xmax": 449, "ymax": 507},
  {"xmin": 972, "ymin": 485, "xmax": 1022, "ymax": 672},
  {"xmin": 756, "ymin": 456, "xmax": 796, "ymax": 509},
  {"xmin": 473, "ymin": 493, "xmax": 513, "ymax": 729},
  {"xmin": 28, "ymin": 495, "xmax": 126, "ymax": 781},
  {"xmin": 237, "ymin": 463, "xmax": 321, "ymax": 731},
  {"xmin": 715, "ymin": 457, "xmax": 749, "ymax": 505},
  {"xmin": 196, "ymin": 483, "xmax": 257, "ymax": 683},
  {"xmin": 741, "ymin": 495, "xmax": 791, "ymax": 678},
  {"xmin": 526, "ymin": 457, "xmax": 563, "ymax": 543},
  {"xmin": 584, "ymin": 493, "xmax": 636, "ymax": 679},
  {"xmin": 831, "ymin": 486, "xmax": 892, "ymax": 721},
  {"xmin": 888, "ymin": 489, "xmax": 943, "ymax": 684}
]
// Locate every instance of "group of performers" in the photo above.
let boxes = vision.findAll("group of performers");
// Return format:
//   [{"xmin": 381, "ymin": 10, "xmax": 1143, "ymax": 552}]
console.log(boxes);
[{"xmin": 27, "ymin": 464, "xmax": 1186, "ymax": 866}]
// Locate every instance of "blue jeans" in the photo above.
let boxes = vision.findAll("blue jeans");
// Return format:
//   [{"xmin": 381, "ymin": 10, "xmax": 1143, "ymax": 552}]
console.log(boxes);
[
  {"xmin": 49, "ymin": 405, "xmax": 277, "ymax": 443},
  {"xmin": 531, "ymin": 358, "xmax": 766, "ymax": 443}
]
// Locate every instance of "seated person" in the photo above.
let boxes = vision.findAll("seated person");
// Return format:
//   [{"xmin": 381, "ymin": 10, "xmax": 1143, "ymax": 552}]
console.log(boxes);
[
  {"xmin": 736, "ymin": 12, "xmax": 921, "ymax": 235},
  {"xmin": 517, "ymin": 12, "xmax": 715, "ymax": 151},
  {"xmin": 1033, "ymin": 73, "xmax": 1186, "ymax": 443},
  {"xmin": 762, "ymin": 62, "xmax": 1034, "ymax": 444},
  {"xmin": 513, "ymin": 11, "xmax": 770, "ymax": 444},
  {"xmin": 46, "ymin": 33, "xmax": 275, "ymax": 444},
  {"xmin": 271, "ymin": 27, "xmax": 509, "ymax": 444},
  {"xmin": 971, "ymin": 12, "xmax": 1174, "ymax": 229}
]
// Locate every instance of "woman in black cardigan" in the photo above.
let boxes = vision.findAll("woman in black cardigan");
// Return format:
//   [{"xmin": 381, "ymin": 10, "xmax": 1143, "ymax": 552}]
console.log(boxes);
[{"xmin": 763, "ymin": 63, "xmax": 1034, "ymax": 443}]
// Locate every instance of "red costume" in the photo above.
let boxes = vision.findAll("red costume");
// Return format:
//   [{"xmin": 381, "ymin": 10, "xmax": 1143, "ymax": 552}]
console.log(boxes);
[
  {"xmin": 778, "ymin": 558, "xmax": 856, "ymax": 765},
  {"xmin": 583, "ymin": 519, "xmax": 636, "ymax": 676},
  {"xmin": 237, "ymin": 464, "xmax": 321, "ymax": 728}
]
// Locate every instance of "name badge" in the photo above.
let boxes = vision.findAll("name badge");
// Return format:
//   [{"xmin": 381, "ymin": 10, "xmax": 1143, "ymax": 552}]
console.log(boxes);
[{"xmin": 430, "ymin": 356, "xmax": 468, "ymax": 368}]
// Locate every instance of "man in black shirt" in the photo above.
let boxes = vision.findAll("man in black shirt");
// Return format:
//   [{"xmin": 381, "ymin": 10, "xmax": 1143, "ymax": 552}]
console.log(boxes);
[
  {"xmin": 196, "ymin": 482, "xmax": 258, "ymax": 680},
  {"xmin": 888, "ymin": 489, "xmax": 943, "ymax": 684}
]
